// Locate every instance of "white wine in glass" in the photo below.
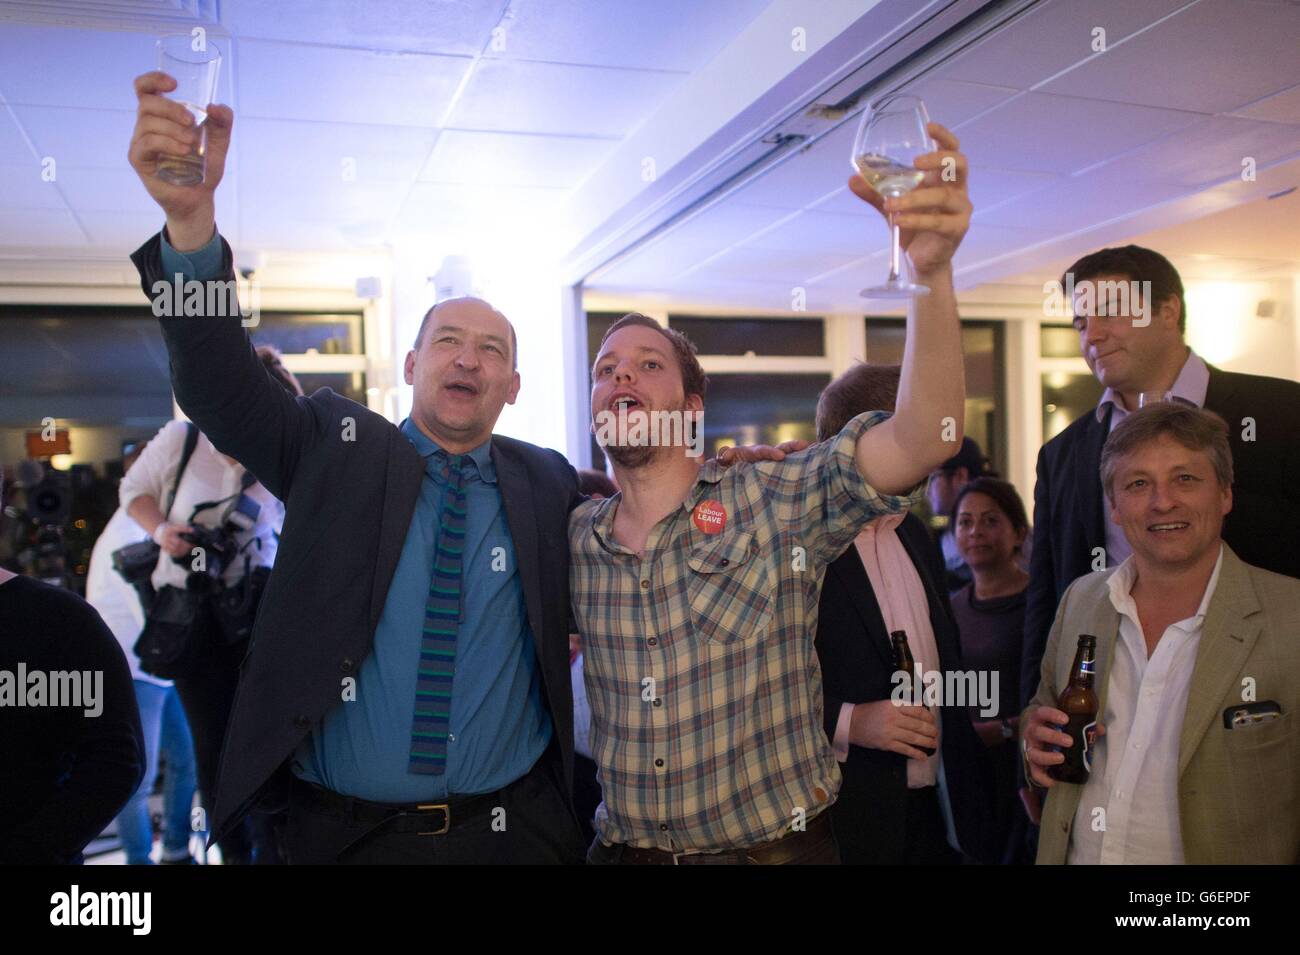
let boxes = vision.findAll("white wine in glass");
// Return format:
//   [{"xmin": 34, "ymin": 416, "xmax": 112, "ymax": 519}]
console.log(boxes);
[{"xmin": 850, "ymin": 92, "xmax": 933, "ymax": 298}]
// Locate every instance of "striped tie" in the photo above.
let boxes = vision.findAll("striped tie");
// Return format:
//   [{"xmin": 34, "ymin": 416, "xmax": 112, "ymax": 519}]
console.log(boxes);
[{"xmin": 409, "ymin": 451, "xmax": 467, "ymax": 775}]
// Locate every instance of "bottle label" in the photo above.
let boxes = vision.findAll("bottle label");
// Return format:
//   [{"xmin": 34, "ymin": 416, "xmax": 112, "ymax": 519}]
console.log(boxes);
[{"xmin": 1082, "ymin": 719, "xmax": 1098, "ymax": 772}]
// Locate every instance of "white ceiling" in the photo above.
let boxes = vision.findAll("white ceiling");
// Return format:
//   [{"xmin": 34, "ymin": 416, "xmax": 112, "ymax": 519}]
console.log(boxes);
[
  {"xmin": 0, "ymin": 0, "xmax": 1297, "ymax": 312},
  {"xmin": 589, "ymin": 0, "xmax": 1300, "ymax": 309},
  {"xmin": 0, "ymin": 0, "xmax": 771, "ymax": 255}
]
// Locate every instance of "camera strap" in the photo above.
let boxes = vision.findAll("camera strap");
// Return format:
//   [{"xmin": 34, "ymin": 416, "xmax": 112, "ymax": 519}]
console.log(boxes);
[
  {"xmin": 163, "ymin": 422, "xmax": 200, "ymax": 523},
  {"xmin": 188, "ymin": 468, "xmax": 258, "ymax": 525}
]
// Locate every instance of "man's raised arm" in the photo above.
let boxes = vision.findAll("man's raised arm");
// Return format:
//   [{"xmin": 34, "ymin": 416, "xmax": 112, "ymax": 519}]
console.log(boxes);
[
  {"xmin": 127, "ymin": 71, "xmax": 315, "ymax": 500},
  {"xmin": 851, "ymin": 124, "xmax": 970, "ymax": 496}
]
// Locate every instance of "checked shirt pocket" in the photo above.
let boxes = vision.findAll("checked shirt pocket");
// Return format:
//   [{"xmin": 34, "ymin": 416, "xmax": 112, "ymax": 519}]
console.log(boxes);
[{"xmin": 686, "ymin": 530, "xmax": 773, "ymax": 644}]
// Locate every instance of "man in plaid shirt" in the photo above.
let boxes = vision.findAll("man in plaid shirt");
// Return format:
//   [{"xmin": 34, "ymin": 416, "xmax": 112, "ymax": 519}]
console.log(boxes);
[{"xmin": 571, "ymin": 124, "xmax": 973, "ymax": 864}]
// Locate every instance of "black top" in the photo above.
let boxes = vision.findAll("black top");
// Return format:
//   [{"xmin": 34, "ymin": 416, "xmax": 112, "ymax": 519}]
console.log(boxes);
[
  {"xmin": 814, "ymin": 513, "xmax": 994, "ymax": 864},
  {"xmin": 950, "ymin": 581, "xmax": 1025, "ymax": 721},
  {"xmin": 0, "ymin": 575, "xmax": 144, "ymax": 864}
]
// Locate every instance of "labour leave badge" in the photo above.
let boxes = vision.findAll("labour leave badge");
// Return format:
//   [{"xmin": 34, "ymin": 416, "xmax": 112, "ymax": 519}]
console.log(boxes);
[{"xmin": 692, "ymin": 499, "xmax": 727, "ymax": 535}]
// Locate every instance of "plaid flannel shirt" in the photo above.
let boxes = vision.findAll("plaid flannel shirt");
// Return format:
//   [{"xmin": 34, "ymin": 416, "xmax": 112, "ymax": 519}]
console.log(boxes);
[{"xmin": 569, "ymin": 410, "xmax": 925, "ymax": 852}]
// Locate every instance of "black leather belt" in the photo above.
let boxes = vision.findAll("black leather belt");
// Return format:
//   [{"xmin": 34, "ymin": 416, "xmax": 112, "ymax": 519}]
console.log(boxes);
[
  {"xmin": 290, "ymin": 776, "xmax": 502, "ymax": 858},
  {"xmin": 615, "ymin": 811, "xmax": 834, "ymax": 865}
]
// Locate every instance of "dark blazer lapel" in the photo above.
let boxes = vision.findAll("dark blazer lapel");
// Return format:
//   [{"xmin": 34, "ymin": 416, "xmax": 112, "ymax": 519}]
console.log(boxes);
[
  {"xmin": 1078, "ymin": 407, "xmax": 1110, "ymax": 553},
  {"xmin": 369, "ymin": 430, "xmax": 425, "ymax": 634},
  {"xmin": 492, "ymin": 439, "xmax": 546, "ymax": 655},
  {"xmin": 1203, "ymin": 364, "xmax": 1236, "ymax": 411},
  {"xmin": 1178, "ymin": 547, "xmax": 1262, "ymax": 778},
  {"xmin": 829, "ymin": 547, "xmax": 896, "ymax": 671}
]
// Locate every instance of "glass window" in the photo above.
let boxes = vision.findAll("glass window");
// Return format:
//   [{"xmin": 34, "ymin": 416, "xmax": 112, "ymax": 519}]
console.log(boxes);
[
  {"xmin": 293, "ymin": 371, "xmax": 368, "ymax": 406},
  {"xmin": 668, "ymin": 316, "xmax": 824, "ymax": 356},
  {"xmin": 0, "ymin": 305, "xmax": 177, "ymax": 590},
  {"xmin": 1040, "ymin": 324, "xmax": 1081, "ymax": 358},
  {"xmin": 1042, "ymin": 372, "xmax": 1104, "ymax": 441},
  {"xmin": 250, "ymin": 311, "xmax": 364, "ymax": 355},
  {"xmin": 864, "ymin": 318, "xmax": 1007, "ymax": 478},
  {"xmin": 698, "ymin": 373, "xmax": 828, "ymax": 459}
]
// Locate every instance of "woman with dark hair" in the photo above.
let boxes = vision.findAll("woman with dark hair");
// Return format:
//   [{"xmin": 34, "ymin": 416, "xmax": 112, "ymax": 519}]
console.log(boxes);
[{"xmin": 948, "ymin": 476, "xmax": 1031, "ymax": 864}]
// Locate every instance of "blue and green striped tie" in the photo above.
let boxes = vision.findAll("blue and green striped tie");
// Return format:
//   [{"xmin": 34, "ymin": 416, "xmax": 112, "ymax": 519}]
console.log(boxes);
[{"xmin": 409, "ymin": 451, "xmax": 467, "ymax": 775}]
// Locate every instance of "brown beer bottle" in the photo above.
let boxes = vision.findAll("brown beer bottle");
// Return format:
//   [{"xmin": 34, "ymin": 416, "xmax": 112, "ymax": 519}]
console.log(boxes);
[
  {"xmin": 890, "ymin": 629, "xmax": 935, "ymax": 756},
  {"xmin": 1049, "ymin": 634, "xmax": 1099, "ymax": 784}
]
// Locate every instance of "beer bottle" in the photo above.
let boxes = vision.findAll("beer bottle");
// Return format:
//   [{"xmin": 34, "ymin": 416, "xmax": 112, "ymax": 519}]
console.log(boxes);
[
  {"xmin": 1049, "ymin": 634, "xmax": 1100, "ymax": 784},
  {"xmin": 890, "ymin": 629, "xmax": 935, "ymax": 756}
]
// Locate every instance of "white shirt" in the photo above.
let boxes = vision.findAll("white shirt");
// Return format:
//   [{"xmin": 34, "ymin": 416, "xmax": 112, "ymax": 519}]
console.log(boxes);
[
  {"xmin": 85, "ymin": 508, "xmax": 169, "ymax": 687},
  {"xmin": 1067, "ymin": 545, "xmax": 1224, "ymax": 864},
  {"xmin": 119, "ymin": 419, "xmax": 284, "ymax": 592},
  {"xmin": 1097, "ymin": 349, "xmax": 1210, "ymax": 566}
]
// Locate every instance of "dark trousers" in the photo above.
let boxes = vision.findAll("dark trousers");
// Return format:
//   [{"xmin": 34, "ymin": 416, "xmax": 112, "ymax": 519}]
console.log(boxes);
[
  {"xmin": 283, "ymin": 745, "xmax": 584, "ymax": 864},
  {"xmin": 172, "ymin": 614, "xmax": 281, "ymax": 864},
  {"xmin": 904, "ymin": 786, "xmax": 961, "ymax": 865}
]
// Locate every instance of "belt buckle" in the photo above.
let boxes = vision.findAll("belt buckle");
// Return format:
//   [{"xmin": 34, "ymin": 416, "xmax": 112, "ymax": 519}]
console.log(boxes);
[{"xmin": 414, "ymin": 803, "xmax": 450, "ymax": 836}]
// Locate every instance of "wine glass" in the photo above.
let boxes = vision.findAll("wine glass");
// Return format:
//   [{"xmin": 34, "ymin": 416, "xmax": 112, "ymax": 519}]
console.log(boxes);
[{"xmin": 850, "ymin": 93, "xmax": 933, "ymax": 298}]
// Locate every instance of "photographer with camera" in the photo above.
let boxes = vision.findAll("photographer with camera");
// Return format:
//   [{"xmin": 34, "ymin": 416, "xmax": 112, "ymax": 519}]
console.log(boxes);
[{"xmin": 119, "ymin": 345, "xmax": 301, "ymax": 864}]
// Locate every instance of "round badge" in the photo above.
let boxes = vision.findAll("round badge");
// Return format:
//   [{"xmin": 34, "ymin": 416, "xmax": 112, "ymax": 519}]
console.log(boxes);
[{"xmin": 692, "ymin": 499, "xmax": 727, "ymax": 535}]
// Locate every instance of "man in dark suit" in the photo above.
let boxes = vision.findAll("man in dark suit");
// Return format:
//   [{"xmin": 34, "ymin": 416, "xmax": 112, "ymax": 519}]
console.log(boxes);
[
  {"xmin": 813, "ymin": 364, "xmax": 990, "ymax": 864},
  {"xmin": 1023, "ymin": 244, "xmax": 1300, "ymax": 711},
  {"xmin": 128, "ymin": 72, "xmax": 585, "ymax": 863}
]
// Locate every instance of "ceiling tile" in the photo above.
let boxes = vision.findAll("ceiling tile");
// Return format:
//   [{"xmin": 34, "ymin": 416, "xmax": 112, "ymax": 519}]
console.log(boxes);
[
  {"xmin": 661, "ymin": 202, "xmax": 792, "ymax": 251},
  {"xmin": 0, "ymin": 24, "xmax": 162, "ymax": 110},
  {"xmin": 594, "ymin": 236, "xmax": 731, "ymax": 287},
  {"xmin": 236, "ymin": 117, "xmax": 436, "ymax": 185},
  {"xmin": 11, "ymin": 106, "xmax": 136, "ymax": 171},
  {"xmin": 902, "ymin": 77, "xmax": 1019, "ymax": 126},
  {"xmin": 937, "ymin": 0, "xmax": 1193, "ymax": 90},
  {"xmin": 0, "ymin": 163, "xmax": 67, "ymax": 210},
  {"xmin": 79, "ymin": 209, "xmax": 171, "ymax": 248},
  {"xmin": 967, "ymin": 166, "xmax": 1063, "ymax": 214},
  {"xmin": 1040, "ymin": 0, "xmax": 1300, "ymax": 114},
  {"xmin": 953, "ymin": 92, "xmax": 1202, "ymax": 175},
  {"xmin": 446, "ymin": 58, "xmax": 682, "ymax": 138},
  {"xmin": 1097, "ymin": 115, "xmax": 1300, "ymax": 192},
  {"xmin": 0, "ymin": 207, "xmax": 86, "ymax": 246},
  {"xmin": 486, "ymin": 0, "xmax": 768, "ymax": 72},
  {"xmin": 1231, "ymin": 84, "xmax": 1300, "ymax": 126},
  {"xmin": 395, "ymin": 181, "xmax": 568, "ymax": 237},
  {"xmin": 0, "ymin": 107, "xmax": 32, "ymax": 163},
  {"xmin": 237, "ymin": 39, "xmax": 469, "ymax": 127},
  {"xmin": 695, "ymin": 245, "xmax": 862, "ymax": 284},
  {"xmin": 419, "ymin": 129, "xmax": 615, "ymax": 189},
  {"xmin": 742, "ymin": 208, "xmax": 874, "ymax": 257},
  {"xmin": 224, "ymin": 0, "xmax": 502, "ymax": 57},
  {"xmin": 55, "ymin": 166, "xmax": 156, "ymax": 214}
]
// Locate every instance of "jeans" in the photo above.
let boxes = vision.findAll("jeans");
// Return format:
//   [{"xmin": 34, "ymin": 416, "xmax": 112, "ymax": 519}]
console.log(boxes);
[{"xmin": 115, "ymin": 681, "xmax": 198, "ymax": 864}]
